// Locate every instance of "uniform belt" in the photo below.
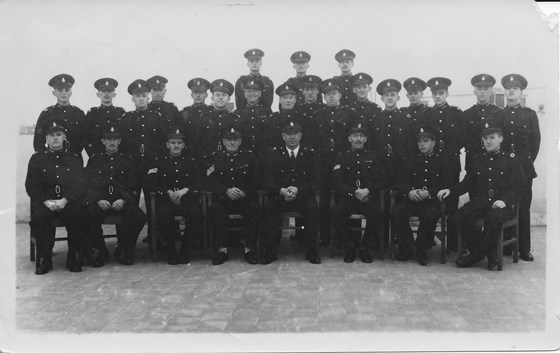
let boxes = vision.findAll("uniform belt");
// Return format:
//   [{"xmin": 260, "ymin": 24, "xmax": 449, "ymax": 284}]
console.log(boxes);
[
  {"xmin": 489, "ymin": 189, "xmax": 494, "ymax": 198},
  {"xmin": 108, "ymin": 185, "xmax": 114, "ymax": 195},
  {"xmin": 439, "ymin": 140, "xmax": 444, "ymax": 150},
  {"xmin": 55, "ymin": 185, "xmax": 61, "ymax": 194},
  {"xmin": 217, "ymin": 144, "xmax": 222, "ymax": 152},
  {"xmin": 140, "ymin": 144, "xmax": 145, "ymax": 153},
  {"xmin": 387, "ymin": 144, "xmax": 393, "ymax": 154}
]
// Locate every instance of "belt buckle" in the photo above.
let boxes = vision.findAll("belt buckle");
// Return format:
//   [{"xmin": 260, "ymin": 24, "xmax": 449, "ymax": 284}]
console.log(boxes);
[
  {"xmin": 423, "ymin": 186, "xmax": 427, "ymax": 191},
  {"xmin": 387, "ymin": 145, "xmax": 392, "ymax": 154},
  {"xmin": 440, "ymin": 140, "xmax": 444, "ymax": 150},
  {"xmin": 489, "ymin": 189, "xmax": 494, "ymax": 197},
  {"xmin": 109, "ymin": 186, "xmax": 114, "ymax": 194},
  {"xmin": 218, "ymin": 144, "xmax": 222, "ymax": 152},
  {"xmin": 330, "ymin": 139, "xmax": 334, "ymax": 150},
  {"xmin": 356, "ymin": 180, "xmax": 361, "ymax": 188},
  {"xmin": 55, "ymin": 185, "xmax": 60, "ymax": 194},
  {"xmin": 140, "ymin": 144, "xmax": 145, "ymax": 154}
]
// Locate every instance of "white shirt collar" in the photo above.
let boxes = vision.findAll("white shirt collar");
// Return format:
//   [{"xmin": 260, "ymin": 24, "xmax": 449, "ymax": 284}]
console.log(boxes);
[{"xmin": 286, "ymin": 145, "xmax": 300, "ymax": 158}]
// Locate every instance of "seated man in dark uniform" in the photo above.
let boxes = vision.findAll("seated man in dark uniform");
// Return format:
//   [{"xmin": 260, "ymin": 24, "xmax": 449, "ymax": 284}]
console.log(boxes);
[
  {"xmin": 262, "ymin": 120, "xmax": 321, "ymax": 265},
  {"xmin": 438, "ymin": 121, "xmax": 525, "ymax": 269},
  {"xmin": 330, "ymin": 123, "xmax": 386, "ymax": 263},
  {"xmin": 204, "ymin": 124, "xmax": 260, "ymax": 265},
  {"xmin": 394, "ymin": 127, "xmax": 452, "ymax": 266},
  {"xmin": 85, "ymin": 124, "xmax": 147, "ymax": 267},
  {"xmin": 145, "ymin": 126, "xmax": 203, "ymax": 265},
  {"xmin": 25, "ymin": 121, "xmax": 85, "ymax": 274}
]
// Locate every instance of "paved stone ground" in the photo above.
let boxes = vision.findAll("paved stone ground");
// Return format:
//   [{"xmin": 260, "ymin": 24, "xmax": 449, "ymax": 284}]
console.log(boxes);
[{"xmin": 15, "ymin": 224, "xmax": 546, "ymax": 334}]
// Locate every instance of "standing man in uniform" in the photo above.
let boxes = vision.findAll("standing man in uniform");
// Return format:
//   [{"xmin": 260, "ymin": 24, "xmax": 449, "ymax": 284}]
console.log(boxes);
[
  {"xmin": 298, "ymin": 75, "xmax": 324, "ymax": 149},
  {"xmin": 332, "ymin": 49, "xmax": 357, "ymax": 106},
  {"xmin": 26, "ymin": 121, "xmax": 85, "ymax": 274},
  {"xmin": 423, "ymin": 77, "xmax": 465, "ymax": 251},
  {"xmin": 147, "ymin": 75, "xmax": 182, "ymax": 130},
  {"xmin": 285, "ymin": 51, "xmax": 322, "ymax": 107},
  {"xmin": 180, "ymin": 78, "xmax": 213, "ymax": 152},
  {"xmin": 145, "ymin": 126, "xmax": 204, "ymax": 265},
  {"xmin": 464, "ymin": 74, "xmax": 502, "ymax": 168},
  {"xmin": 330, "ymin": 123, "xmax": 386, "ymax": 263},
  {"xmin": 204, "ymin": 124, "xmax": 260, "ymax": 265},
  {"xmin": 195, "ymin": 79, "xmax": 239, "ymax": 160},
  {"xmin": 264, "ymin": 82, "xmax": 302, "ymax": 151},
  {"xmin": 84, "ymin": 124, "xmax": 146, "ymax": 266},
  {"xmin": 394, "ymin": 127, "xmax": 452, "ymax": 265},
  {"xmin": 234, "ymin": 49, "xmax": 274, "ymax": 110},
  {"xmin": 34, "ymin": 74, "xmax": 86, "ymax": 159},
  {"xmin": 493, "ymin": 74, "xmax": 540, "ymax": 261},
  {"xmin": 263, "ymin": 120, "xmax": 321, "ymax": 264},
  {"xmin": 350, "ymin": 73, "xmax": 382, "ymax": 125},
  {"xmin": 400, "ymin": 77, "xmax": 430, "ymax": 155},
  {"xmin": 438, "ymin": 121, "xmax": 525, "ymax": 269},
  {"xmin": 84, "ymin": 78, "xmax": 126, "ymax": 156}
]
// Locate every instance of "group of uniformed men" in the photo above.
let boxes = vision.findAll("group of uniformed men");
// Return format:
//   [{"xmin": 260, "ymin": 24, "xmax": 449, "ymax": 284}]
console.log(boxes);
[{"xmin": 25, "ymin": 48, "xmax": 540, "ymax": 275}]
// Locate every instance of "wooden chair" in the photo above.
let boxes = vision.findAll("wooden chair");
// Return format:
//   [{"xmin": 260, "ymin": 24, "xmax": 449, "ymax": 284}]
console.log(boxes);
[
  {"xmin": 457, "ymin": 204, "xmax": 519, "ymax": 271},
  {"xmin": 149, "ymin": 191, "xmax": 210, "ymax": 261},
  {"xmin": 388, "ymin": 191, "xmax": 447, "ymax": 264},
  {"xmin": 329, "ymin": 190, "xmax": 386, "ymax": 258}
]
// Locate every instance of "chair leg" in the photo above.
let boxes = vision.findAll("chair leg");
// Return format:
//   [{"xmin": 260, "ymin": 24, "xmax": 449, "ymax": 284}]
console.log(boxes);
[
  {"xmin": 513, "ymin": 223, "xmax": 519, "ymax": 264},
  {"xmin": 497, "ymin": 228, "xmax": 504, "ymax": 271},
  {"xmin": 440, "ymin": 217, "xmax": 446, "ymax": 264},
  {"xmin": 329, "ymin": 219, "xmax": 335, "ymax": 258}
]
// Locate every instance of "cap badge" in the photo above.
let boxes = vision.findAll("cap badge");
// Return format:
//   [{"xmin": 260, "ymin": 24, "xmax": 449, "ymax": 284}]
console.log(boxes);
[
  {"xmin": 358, "ymin": 123, "xmax": 361, "ymax": 128},
  {"xmin": 220, "ymin": 82, "xmax": 224, "ymax": 87},
  {"xmin": 53, "ymin": 122, "xmax": 57, "ymax": 127},
  {"xmin": 176, "ymin": 129, "xmax": 180, "ymax": 134},
  {"xmin": 435, "ymin": 80, "xmax": 439, "ymax": 85},
  {"xmin": 156, "ymin": 79, "xmax": 160, "ymax": 84},
  {"xmin": 485, "ymin": 123, "xmax": 489, "ymax": 128},
  {"xmin": 343, "ymin": 52, "xmax": 346, "ymax": 57},
  {"xmin": 299, "ymin": 53, "xmax": 303, "ymax": 57},
  {"xmin": 230, "ymin": 128, "xmax": 235, "ymax": 133},
  {"xmin": 482, "ymin": 76, "xmax": 486, "ymax": 81},
  {"xmin": 328, "ymin": 82, "xmax": 332, "ymax": 86},
  {"xmin": 420, "ymin": 128, "xmax": 424, "ymax": 132},
  {"xmin": 110, "ymin": 127, "xmax": 115, "ymax": 132},
  {"xmin": 359, "ymin": 75, "xmax": 363, "ymax": 79},
  {"xmin": 285, "ymin": 85, "xmax": 289, "ymax": 90},
  {"xmin": 510, "ymin": 76, "xmax": 514, "ymax": 81},
  {"xmin": 105, "ymin": 81, "xmax": 109, "ymax": 86},
  {"xmin": 308, "ymin": 77, "xmax": 312, "ymax": 82},
  {"xmin": 61, "ymin": 77, "xmax": 65, "ymax": 83},
  {"xmin": 290, "ymin": 121, "xmax": 294, "ymax": 127},
  {"xmin": 387, "ymin": 82, "xmax": 391, "ymax": 87},
  {"xmin": 196, "ymin": 81, "xmax": 200, "ymax": 85},
  {"xmin": 250, "ymin": 80, "xmax": 254, "ymax": 85},
  {"xmin": 138, "ymin": 83, "xmax": 142, "ymax": 88},
  {"xmin": 411, "ymin": 80, "xmax": 415, "ymax": 84}
]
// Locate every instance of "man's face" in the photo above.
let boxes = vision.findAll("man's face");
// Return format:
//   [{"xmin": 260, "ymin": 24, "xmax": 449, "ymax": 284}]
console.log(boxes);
[
  {"xmin": 303, "ymin": 87, "xmax": 319, "ymax": 103},
  {"xmin": 244, "ymin": 88, "xmax": 261, "ymax": 105},
  {"xmin": 151, "ymin": 88, "xmax": 166, "ymax": 101},
  {"xmin": 97, "ymin": 89, "xmax": 116, "ymax": 106},
  {"xmin": 102, "ymin": 136, "xmax": 121, "ymax": 153},
  {"xmin": 132, "ymin": 92, "xmax": 150, "ymax": 109},
  {"xmin": 324, "ymin": 90, "xmax": 341, "ymax": 107},
  {"xmin": 167, "ymin": 138, "xmax": 185, "ymax": 156},
  {"xmin": 282, "ymin": 131, "xmax": 302, "ymax": 149},
  {"xmin": 46, "ymin": 131, "xmax": 65, "ymax": 150},
  {"xmin": 52, "ymin": 87, "xmax": 72, "ymax": 105},
  {"xmin": 417, "ymin": 137, "xmax": 435, "ymax": 154},
  {"xmin": 432, "ymin": 89, "xmax": 448, "ymax": 106},
  {"xmin": 212, "ymin": 91, "xmax": 230, "ymax": 109},
  {"xmin": 406, "ymin": 90, "xmax": 423, "ymax": 105},
  {"xmin": 506, "ymin": 86, "xmax": 522, "ymax": 102},
  {"xmin": 474, "ymin": 85, "xmax": 492, "ymax": 104},
  {"xmin": 381, "ymin": 91, "xmax": 399, "ymax": 109},
  {"xmin": 223, "ymin": 137, "xmax": 242, "ymax": 152},
  {"xmin": 353, "ymin": 84, "xmax": 370, "ymax": 101},
  {"xmin": 247, "ymin": 59, "xmax": 262, "ymax": 73},
  {"xmin": 482, "ymin": 133, "xmax": 503, "ymax": 152},
  {"xmin": 293, "ymin": 61, "xmax": 309, "ymax": 76},
  {"xmin": 279, "ymin": 94, "xmax": 296, "ymax": 110},
  {"xmin": 338, "ymin": 59, "xmax": 353, "ymax": 75},
  {"xmin": 348, "ymin": 132, "xmax": 367, "ymax": 150},
  {"xmin": 191, "ymin": 89, "xmax": 208, "ymax": 105}
]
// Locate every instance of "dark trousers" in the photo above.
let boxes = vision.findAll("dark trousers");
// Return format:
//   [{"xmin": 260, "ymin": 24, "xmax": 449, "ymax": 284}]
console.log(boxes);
[
  {"xmin": 30, "ymin": 201, "xmax": 84, "ymax": 254},
  {"xmin": 458, "ymin": 201, "xmax": 515, "ymax": 259},
  {"xmin": 157, "ymin": 197, "xmax": 202, "ymax": 248},
  {"xmin": 86, "ymin": 202, "xmax": 146, "ymax": 253},
  {"xmin": 518, "ymin": 178, "xmax": 532, "ymax": 254},
  {"xmin": 394, "ymin": 199, "xmax": 440, "ymax": 253},
  {"xmin": 265, "ymin": 195, "xmax": 319, "ymax": 252},
  {"xmin": 318, "ymin": 152, "xmax": 333, "ymax": 242},
  {"xmin": 330, "ymin": 196, "xmax": 382, "ymax": 250},
  {"xmin": 209, "ymin": 196, "xmax": 259, "ymax": 250}
]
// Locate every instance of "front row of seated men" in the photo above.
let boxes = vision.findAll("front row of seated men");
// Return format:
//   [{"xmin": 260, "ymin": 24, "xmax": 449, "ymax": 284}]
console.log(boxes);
[{"xmin": 26, "ymin": 117, "xmax": 524, "ymax": 274}]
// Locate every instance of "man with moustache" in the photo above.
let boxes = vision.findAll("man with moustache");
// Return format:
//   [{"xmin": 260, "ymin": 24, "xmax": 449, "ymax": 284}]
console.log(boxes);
[
  {"xmin": 234, "ymin": 49, "xmax": 274, "ymax": 110},
  {"xmin": 147, "ymin": 75, "xmax": 182, "ymax": 131},
  {"xmin": 33, "ymin": 74, "xmax": 86, "ymax": 159},
  {"xmin": 26, "ymin": 121, "xmax": 85, "ymax": 274},
  {"xmin": 493, "ymin": 74, "xmax": 540, "ymax": 262},
  {"xmin": 84, "ymin": 78, "xmax": 126, "ymax": 156},
  {"xmin": 180, "ymin": 78, "xmax": 213, "ymax": 152},
  {"xmin": 332, "ymin": 49, "xmax": 357, "ymax": 106}
]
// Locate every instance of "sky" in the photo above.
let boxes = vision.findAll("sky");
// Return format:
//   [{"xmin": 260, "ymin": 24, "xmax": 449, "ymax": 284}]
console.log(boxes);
[{"xmin": 0, "ymin": 0, "xmax": 559, "ymax": 352}]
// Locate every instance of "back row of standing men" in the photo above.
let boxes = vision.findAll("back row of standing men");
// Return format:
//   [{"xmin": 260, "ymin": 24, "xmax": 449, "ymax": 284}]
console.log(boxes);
[{"xmin": 29, "ymin": 48, "xmax": 540, "ymax": 272}]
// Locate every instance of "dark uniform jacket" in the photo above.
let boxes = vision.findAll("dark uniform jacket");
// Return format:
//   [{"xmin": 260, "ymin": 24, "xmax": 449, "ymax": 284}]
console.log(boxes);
[
  {"xmin": 264, "ymin": 145, "xmax": 318, "ymax": 199},
  {"xmin": 397, "ymin": 151, "xmax": 452, "ymax": 199},
  {"xmin": 367, "ymin": 108, "xmax": 410, "ymax": 159},
  {"xmin": 315, "ymin": 105, "xmax": 362, "ymax": 156},
  {"xmin": 85, "ymin": 151, "xmax": 138, "ymax": 204},
  {"xmin": 421, "ymin": 103, "xmax": 465, "ymax": 158},
  {"xmin": 25, "ymin": 149, "xmax": 84, "ymax": 207},
  {"xmin": 119, "ymin": 109, "xmax": 167, "ymax": 161},
  {"xmin": 234, "ymin": 103, "xmax": 272, "ymax": 155},
  {"xmin": 34, "ymin": 104, "xmax": 86, "ymax": 156},
  {"xmin": 264, "ymin": 109, "xmax": 303, "ymax": 151},
  {"xmin": 235, "ymin": 74, "xmax": 274, "ymax": 110},
  {"xmin": 350, "ymin": 99, "xmax": 382, "ymax": 122},
  {"xmin": 180, "ymin": 103, "xmax": 213, "ymax": 152},
  {"xmin": 204, "ymin": 149, "xmax": 259, "ymax": 199},
  {"xmin": 463, "ymin": 103, "xmax": 502, "ymax": 160},
  {"xmin": 148, "ymin": 100, "xmax": 182, "ymax": 131},
  {"xmin": 195, "ymin": 109, "xmax": 239, "ymax": 159},
  {"xmin": 332, "ymin": 75, "xmax": 356, "ymax": 106},
  {"xmin": 493, "ymin": 104, "xmax": 540, "ymax": 179},
  {"xmin": 451, "ymin": 150, "xmax": 525, "ymax": 207},
  {"xmin": 400, "ymin": 103, "xmax": 430, "ymax": 155},
  {"xmin": 84, "ymin": 105, "xmax": 126, "ymax": 156},
  {"xmin": 285, "ymin": 76, "xmax": 323, "ymax": 106},
  {"xmin": 332, "ymin": 149, "xmax": 386, "ymax": 198},
  {"xmin": 145, "ymin": 153, "xmax": 202, "ymax": 200}
]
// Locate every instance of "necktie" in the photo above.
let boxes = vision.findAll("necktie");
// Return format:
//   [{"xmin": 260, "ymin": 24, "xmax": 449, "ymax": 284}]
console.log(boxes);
[{"xmin": 290, "ymin": 151, "xmax": 295, "ymax": 159}]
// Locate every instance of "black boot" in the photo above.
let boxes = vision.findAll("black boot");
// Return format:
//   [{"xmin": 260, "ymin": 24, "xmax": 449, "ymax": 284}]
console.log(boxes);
[
  {"xmin": 92, "ymin": 246, "xmax": 109, "ymax": 268},
  {"xmin": 167, "ymin": 241, "xmax": 178, "ymax": 265},
  {"xmin": 178, "ymin": 242, "xmax": 190, "ymax": 264},
  {"xmin": 66, "ymin": 250, "xmax": 82, "ymax": 272}
]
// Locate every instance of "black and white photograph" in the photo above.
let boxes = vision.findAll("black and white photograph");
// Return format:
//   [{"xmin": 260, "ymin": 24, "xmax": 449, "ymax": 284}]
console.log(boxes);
[{"xmin": 0, "ymin": 0, "xmax": 559, "ymax": 352}]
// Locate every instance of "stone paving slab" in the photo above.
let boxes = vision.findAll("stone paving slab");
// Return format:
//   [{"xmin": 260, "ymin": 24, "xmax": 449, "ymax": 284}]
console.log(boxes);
[{"xmin": 14, "ymin": 224, "xmax": 546, "ymax": 333}]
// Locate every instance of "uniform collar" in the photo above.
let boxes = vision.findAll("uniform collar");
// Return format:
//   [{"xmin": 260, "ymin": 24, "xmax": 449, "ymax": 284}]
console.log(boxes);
[
  {"xmin": 286, "ymin": 145, "xmax": 300, "ymax": 157},
  {"xmin": 435, "ymin": 103, "xmax": 449, "ymax": 110}
]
